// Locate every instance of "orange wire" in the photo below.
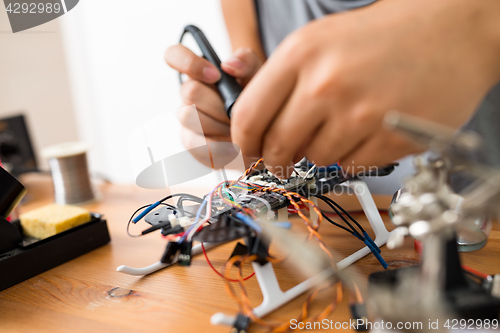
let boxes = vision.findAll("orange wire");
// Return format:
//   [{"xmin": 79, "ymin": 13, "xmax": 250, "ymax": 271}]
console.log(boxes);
[{"xmin": 214, "ymin": 158, "xmax": 345, "ymax": 332}]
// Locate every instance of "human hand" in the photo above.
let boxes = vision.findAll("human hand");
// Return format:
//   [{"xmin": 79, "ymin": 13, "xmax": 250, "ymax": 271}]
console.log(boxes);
[
  {"xmin": 231, "ymin": 0, "xmax": 500, "ymax": 178},
  {"xmin": 164, "ymin": 46, "xmax": 263, "ymax": 168}
]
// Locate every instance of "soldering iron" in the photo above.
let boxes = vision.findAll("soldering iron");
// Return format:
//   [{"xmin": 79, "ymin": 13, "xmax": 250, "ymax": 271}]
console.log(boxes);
[{"xmin": 179, "ymin": 25, "xmax": 242, "ymax": 119}]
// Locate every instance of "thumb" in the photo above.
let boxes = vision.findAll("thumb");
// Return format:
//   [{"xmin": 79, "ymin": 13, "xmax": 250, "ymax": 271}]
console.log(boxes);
[{"xmin": 221, "ymin": 48, "xmax": 263, "ymax": 85}]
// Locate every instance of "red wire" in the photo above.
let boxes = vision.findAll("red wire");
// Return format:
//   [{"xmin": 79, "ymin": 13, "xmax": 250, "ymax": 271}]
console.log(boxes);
[
  {"xmin": 201, "ymin": 243, "xmax": 255, "ymax": 282},
  {"xmin": 462, "ymin": 265, "xmax": 490, "ymax": 279},
  {"xmin": 287, "ymin": 203, "xmax": 309, "ymax": 214}
]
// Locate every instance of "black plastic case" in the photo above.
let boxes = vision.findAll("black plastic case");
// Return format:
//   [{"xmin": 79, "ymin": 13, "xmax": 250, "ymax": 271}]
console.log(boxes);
[{"xmin": 0, "ymin": 213, "xmax": 110, "ymax": 291}]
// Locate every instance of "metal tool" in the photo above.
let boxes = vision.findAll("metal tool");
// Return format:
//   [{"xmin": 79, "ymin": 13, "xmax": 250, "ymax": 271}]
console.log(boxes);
[
  {"xmin": 179, "ymin": 25, "xmax": 243, "ymax": 118},
  {"xmin": 368, "ymin": 111, "xmax": 500, "ymax": 331}
]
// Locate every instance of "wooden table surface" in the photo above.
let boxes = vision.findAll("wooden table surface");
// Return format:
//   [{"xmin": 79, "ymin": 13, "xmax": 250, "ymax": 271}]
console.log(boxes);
[{"xmin": 1, "ymin": 174, "xmax": 499, "ymax": 333}]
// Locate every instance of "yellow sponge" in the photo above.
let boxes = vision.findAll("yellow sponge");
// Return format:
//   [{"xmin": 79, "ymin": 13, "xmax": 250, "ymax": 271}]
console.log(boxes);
[{"xmin": 20, "ymin": 204, "xmax": 91, "ymax": 239}]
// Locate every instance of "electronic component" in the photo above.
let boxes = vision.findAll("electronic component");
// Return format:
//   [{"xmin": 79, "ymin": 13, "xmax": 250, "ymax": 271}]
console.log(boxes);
[
  {"xmin": 232, "ymin": 314, "xmax": 251, "ymax": 333},
  {"xmin": 350, "ymin": 304, "xmax": 368, "ymax": 332},
  {"xmin": 178, "ymin": 241, "xmax": 193, "ymax": 266},
  {"xmin": 160, "ymin": 241, "xmax": 180, "ymax": 264},
  {"xmin": 244, "ymin": 234, "xmax": 269, "ymax": 265},
  {"xmin": 161, "ymin": 225, "xmax": 184, "ymax": 237},
  {"xmin": 228, "ymin": 242, "xmax": 249, "ymax": 267},
  {"xmin": 123, "ymin": 157, "xmax": 396, "ymax": 332},
  {"xmin": 237, "ymin": 191, "xmax": 289, "ymax": 217},
  {"xmin": 243, "ymin": 169, "xmax": 315, "ymax": 193},
  {"xmin": 140, "ymin": 221, "xmax": 170, "ymax": 235}
]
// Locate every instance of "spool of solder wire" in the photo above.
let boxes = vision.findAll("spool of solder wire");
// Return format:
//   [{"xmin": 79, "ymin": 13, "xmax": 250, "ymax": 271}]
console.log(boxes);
[{"xmin": 41, "ymin": 142, "xmax": 99, "ymax": 205}]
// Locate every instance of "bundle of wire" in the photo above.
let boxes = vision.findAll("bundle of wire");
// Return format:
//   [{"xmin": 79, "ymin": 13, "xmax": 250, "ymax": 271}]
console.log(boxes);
[
  {"xmin": 127, "ymin": 158, "xmax": 368, "ymax": 332},
  {"xmin": 313, "ymin": 195, "xmax": 387, "ymax": 269}
]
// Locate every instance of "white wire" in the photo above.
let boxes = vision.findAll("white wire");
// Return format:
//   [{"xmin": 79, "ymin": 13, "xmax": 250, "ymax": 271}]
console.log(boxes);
[
  {"xmin": 224, "ymin": 189, "xmax": 238, "ymax": 201},
  {"xmin": 304, "ymin": 164, "xmax": 317, "ymax": 179},
  {"xmin": 187, "ymin": 191, "xmax": 214, "ymax": 242}
]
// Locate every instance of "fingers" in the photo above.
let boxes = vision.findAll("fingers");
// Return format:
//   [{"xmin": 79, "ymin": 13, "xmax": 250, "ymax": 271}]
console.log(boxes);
[
  {"xmin": 180, "ymin": 79, "xmax": 229, "ymax": 124},
  {"xmin": 180, "ymin": 127, "xmax": 261, "ymax": 171},
  {"xmin": 221, "ymin": 48, "xmax": 263, "ymax": 85},
  {"xmin": 260, "ymin": 84, "xmax": 325, "ymax": 178},
  {"xmin": 303, "ymin": 111, "xmax": 375, "ymax": 167},
  {"xmin": 177, "ymin": 103, "xmax": 230, "ymax": 138},
  {"xmin": 165, "ymin": 44, "xmax": 221, "ymax": 84},
  {"xmin": 231, "ymin": 47, "xmax": 299, "ymax": 159}
]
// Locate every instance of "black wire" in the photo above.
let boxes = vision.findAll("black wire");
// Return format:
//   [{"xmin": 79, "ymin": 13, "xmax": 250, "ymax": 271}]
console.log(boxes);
[
  {"xmin": 127, "ymin": 204, "xmax": 152, "ymax": 237},
  {"xmin": 127, "ymin": 202, "xmax": 187, "ymax": 237},
  {"xmin": 127, "ymin": 203, "xmax": 180, "ymax": 237},
  {"xmin": 321, "ymin": 212, "xmax": 355, "ymax": 235},
  {"xmin": 316, "ymin": 195, "xmax": 366, "ymax": 233},
  {"xmin": 314, "ymin": 195, "xmax": 365, "ymax": 240},
  {"xmin": 322, "ymin": 209, "xmax": 389, "ymax": 216},
  {"xmin": 127, "ymin": 193, "xmax": 211, "ymax": 237}
]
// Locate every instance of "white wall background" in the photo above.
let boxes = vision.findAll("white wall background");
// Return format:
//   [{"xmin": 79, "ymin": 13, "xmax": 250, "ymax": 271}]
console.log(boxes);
[
  {"xmin": 0, "ymin": 8, "xmax": 79, "ymax": 169},
  {"xmin": 59, "ymin": 0, "xmax": 234, "ymax": 187}
]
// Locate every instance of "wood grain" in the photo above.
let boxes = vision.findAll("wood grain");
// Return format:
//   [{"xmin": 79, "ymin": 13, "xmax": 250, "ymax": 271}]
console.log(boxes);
[{"xmin": 0, "ymin": 173, "xmax": 498, "ymax": 333}]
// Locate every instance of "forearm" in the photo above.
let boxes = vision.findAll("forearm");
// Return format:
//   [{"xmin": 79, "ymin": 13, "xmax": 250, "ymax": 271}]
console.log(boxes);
[
  {"xmin": 475, "ymin": 0, "xmax": 500, "ymax": 84},
  {"xmin": 412, "ymin": 0, "xmax": 500, "ymax": 87},
  {"xmin": 220, "ymin": 0, "xmax": 266, "ymax": 62}
]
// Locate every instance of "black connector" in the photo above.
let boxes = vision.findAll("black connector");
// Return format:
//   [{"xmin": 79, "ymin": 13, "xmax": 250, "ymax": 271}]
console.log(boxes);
[
  {"xmin": 178, "ymin": 241, "xmax": 193, "ymax": 266},
  {"xmin": 160, "ymin": 242, "xmax": 180, "ymax": 264},
  {"xmin": 160, "ymin": 225, "xmax": 184, "ymax": 237},
  {"xmin": 350, "ymin": 304, "xmax": 369, "ymax": 331},
  {"xmin": 232, "ymin": 313, "xmax": 251, "ymax": 333},
  {"xmin": 229, "ymin": 242, "xmax": 249, "ymax": 268},
  {"xmin": 141, "ymin": 221, "xmax": 171, "ymax": 235},
  {"xmin": 245, "ymin": 235, "xmax": 270, "ymax": 266}
]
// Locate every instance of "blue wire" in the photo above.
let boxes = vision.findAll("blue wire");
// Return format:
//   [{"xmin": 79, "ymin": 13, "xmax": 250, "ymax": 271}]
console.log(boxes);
[
  {"xmin": 364, "ymin": 240, "xmax": 388, "ymax": 269},
  {"xmin": 132, "ymin": 201, "xmax": 160, "ymax": 223},
  {"xmin": 363, "ymin": 231, "xmax": 381, "ymax": 253}
]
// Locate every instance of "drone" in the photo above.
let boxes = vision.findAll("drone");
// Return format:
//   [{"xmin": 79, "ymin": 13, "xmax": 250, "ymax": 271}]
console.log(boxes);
[{"xmin": 118, "ymin": 157, "xmax": 397, "ymax": 332}]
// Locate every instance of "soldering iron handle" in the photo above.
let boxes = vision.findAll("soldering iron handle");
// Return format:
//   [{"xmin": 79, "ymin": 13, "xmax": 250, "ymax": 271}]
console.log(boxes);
[{"xmin": 183, "ymin": 25, "xmax": 242, "ymax": 119}]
